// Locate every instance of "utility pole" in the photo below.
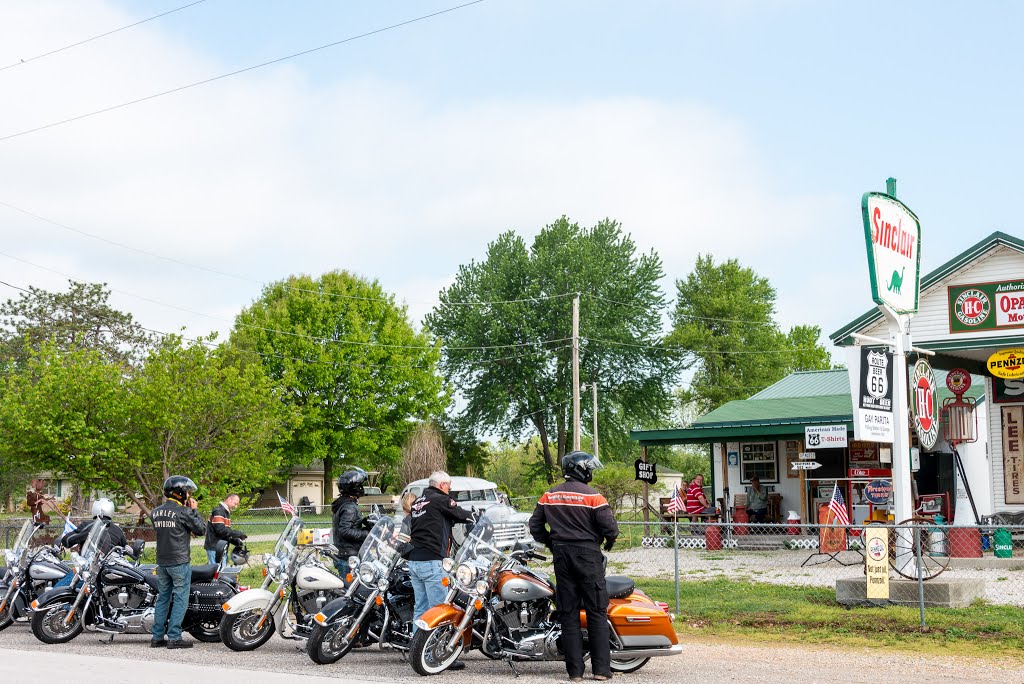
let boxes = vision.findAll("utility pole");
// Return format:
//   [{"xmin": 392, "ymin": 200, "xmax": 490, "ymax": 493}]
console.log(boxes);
[
  {"xmin": 572, "ymin": 294, "xmax": 581, "ymax": 451},
  {"xmin": 591, "ymin": 382, "xmax": 599, "ymax": 460}
]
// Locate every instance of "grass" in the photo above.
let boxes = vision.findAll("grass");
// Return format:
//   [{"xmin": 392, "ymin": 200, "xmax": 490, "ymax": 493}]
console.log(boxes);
[{"xmin": 634, "ymin": 576, "xmax": 1024, "ymax": 660}]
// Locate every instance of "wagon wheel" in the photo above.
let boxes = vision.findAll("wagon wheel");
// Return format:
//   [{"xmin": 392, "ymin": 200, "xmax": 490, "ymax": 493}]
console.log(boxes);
[{"xmin": 888, "ymin": 517, "xmax": 949, "ymax": 581}]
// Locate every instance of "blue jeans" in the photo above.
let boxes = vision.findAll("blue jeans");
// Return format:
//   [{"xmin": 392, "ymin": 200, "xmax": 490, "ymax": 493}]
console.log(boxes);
[
  {"xmin": 152, "ymin": 563, "xmax": 192, "ymax": 641},
  {"xmin": 206, "ymin": 549, "xmax": 226, "ymax": 568},
  {"xmin": 408, "ymin": 560, "xmax": 447, "ymax": 628}
]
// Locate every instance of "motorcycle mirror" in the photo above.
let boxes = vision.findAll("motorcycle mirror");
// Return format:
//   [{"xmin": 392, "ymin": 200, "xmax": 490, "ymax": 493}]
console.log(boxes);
[{"xmin": 131, "ymin": 540, "xmax": 145, "ymax": 558}]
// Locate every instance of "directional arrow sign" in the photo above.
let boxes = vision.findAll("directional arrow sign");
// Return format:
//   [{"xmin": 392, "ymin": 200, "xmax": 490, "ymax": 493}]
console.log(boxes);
[{"xmin": 791, "ymin": 461, "xmax": 823, "ymax": 471}]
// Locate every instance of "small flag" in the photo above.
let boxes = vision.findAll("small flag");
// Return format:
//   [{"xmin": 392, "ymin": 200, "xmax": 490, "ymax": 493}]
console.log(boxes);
[
  {"xmin": 827, "ymin": 483, "xmax": 851, "ymax": 526},
  {"xmin": 666, "ymin": 484, "xmax": 685, "ymax": 514},
  {"xmin": 277, "ymin": 491, "xmax": 296, "ymax": 517},
  {"xmin": 62, "ymin": 517, "xmax": 77, "ymax": 537}
]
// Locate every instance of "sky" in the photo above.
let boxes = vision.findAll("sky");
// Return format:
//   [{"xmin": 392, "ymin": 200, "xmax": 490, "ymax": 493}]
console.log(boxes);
[{"xmin": 1, "ymin": 0, "xmax": 1021, "ymax": 353}]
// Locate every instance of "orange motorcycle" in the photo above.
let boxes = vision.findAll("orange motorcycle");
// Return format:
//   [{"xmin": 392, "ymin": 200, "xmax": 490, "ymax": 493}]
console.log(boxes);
[{"xmin": 408, "ymin": 516, "xmax": 680, "ymax": 676}]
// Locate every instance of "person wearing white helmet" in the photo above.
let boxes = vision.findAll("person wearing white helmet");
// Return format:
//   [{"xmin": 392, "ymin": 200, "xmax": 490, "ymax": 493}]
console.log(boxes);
[{"xmin": 60, "ymin": 498, "xmax": 128, "ymax": 554}]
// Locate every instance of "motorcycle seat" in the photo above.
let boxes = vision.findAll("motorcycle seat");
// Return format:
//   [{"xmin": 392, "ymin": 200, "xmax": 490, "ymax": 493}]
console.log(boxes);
[
  {"xmin": 190, "ymin": 564, "xmax": 219, "ymax": 582},
  {"xmin": 606, "ymin": 575, "xmax": 635, "ymax": 599}
]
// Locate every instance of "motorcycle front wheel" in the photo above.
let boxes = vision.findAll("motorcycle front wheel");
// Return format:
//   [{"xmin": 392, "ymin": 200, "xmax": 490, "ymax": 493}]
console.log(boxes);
[
  {"xmin": 306, "ymin": 607, "xmax": 359, "ymax": 665},
  {"xmin": 219, "ymin": 609, "xmax": 275, "ymax": 650},
  {"xmin": 0, "ymin": 586, "xmax": 16, "ymax": 632},
  {"xmin": 30, "ymin": 601, "xmax": 83, "ymax": 644},
  {"xmin": 409, "ymin": 624, "xmax": 465, "ymax": 676}
]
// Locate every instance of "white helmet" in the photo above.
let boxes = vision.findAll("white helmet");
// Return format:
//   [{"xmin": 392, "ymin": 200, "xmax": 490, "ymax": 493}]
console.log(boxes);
[{"xmin": 91, "ymin": 498, "xmax": 115, "ymax": 519}]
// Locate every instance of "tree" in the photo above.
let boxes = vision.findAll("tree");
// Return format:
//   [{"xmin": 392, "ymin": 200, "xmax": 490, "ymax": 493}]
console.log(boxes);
[
  {"xmin": 0, "ymin": 336, "xmax": 293, "ymax": 512},
  {"xmin": 230, "ymin": 271, "xmax": 447, "ymax": 497},
  {"xmin": 591, "ymin": 462, "xmax": 646, "ymax": 514},
  {"xmin": 0, "ymin": 280, "xmax": 152, "ymax": 367},
  {"xmin": 398, "ymin": 422, "xmax": 447, "ymax": 487},
  {"xmin": 669, "ymin": 255, "xmax": 832, "ymax": 413},
  {"xmin": 426, "ymin": 217, "xmax": 679, "ymax": 483}
]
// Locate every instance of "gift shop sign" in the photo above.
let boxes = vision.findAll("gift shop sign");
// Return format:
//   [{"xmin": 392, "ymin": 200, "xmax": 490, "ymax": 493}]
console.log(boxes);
[
  {"xmin": 805, "ymin": 425, "xmax": 848, "ymax": 449},
  {"xmin": 949, "ymin": 279, "xmax": 1024, "ymax": 333},
  {"xmin": 862, "ymin": 193, "xmax": 922, "ymax": 314}
]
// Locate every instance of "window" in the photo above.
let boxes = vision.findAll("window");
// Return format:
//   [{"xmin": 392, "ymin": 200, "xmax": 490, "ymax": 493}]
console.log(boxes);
[{"xmin": 740, "ymin": 442, "xmax": 778, "ymax": 483}]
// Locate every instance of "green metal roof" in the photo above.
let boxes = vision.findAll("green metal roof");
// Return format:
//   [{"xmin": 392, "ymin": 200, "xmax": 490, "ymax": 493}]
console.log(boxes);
[
  {"xmin": 831, "ymin": 231, "xmax": 1024, "ymax": 345},
  {"xmin": 749, "ymin": 369, "xmax": 849, "ymax": 399}
]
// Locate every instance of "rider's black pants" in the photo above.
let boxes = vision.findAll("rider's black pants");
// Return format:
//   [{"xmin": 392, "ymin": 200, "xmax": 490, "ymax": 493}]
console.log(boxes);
[{"xmin": 552, "ymin": 544, "xmax": 610, "ymax": 678}]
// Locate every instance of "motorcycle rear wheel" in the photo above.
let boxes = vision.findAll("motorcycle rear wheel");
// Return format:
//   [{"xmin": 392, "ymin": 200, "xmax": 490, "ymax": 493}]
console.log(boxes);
[
  {"xmin": 409, "ymin": 624, "xmax": 465, "ymax": 676},
  {"xmin": 306, "ymin": 612, "xmax": 358, "ymax": 664},
  {"xmin": 219, "ymin": 609, "xmax": 275, "ymax": 650},
  {"xmin": 188, "ymin": 614, "xmax": 224, "ymax": 643},
  {"xmin": 610, "ymin": 657, "xmax": 651, "ymax": 673},
  {"xmin": 30, "ymin": 602, "xmax": 83, "ymax": 644}
]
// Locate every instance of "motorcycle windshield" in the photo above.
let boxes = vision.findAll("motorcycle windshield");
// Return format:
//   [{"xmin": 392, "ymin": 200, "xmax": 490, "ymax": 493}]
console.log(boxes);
[
  {"xmin": 79, "ymin": 520, "xmax": 107, "ymax": 564},
  {"xmin": 272, "ymin": 515, "xmax": 303, "ymax": 562},
  {"xmin": 356, "ymin": 516, "xmax": 401, "ymax": 572},
  {"xmin": 9, "ymin": 520, "xmax": 35, "ymax": 557},
  {"xmin": 453, "ymin": 515, "xmax": 501, "ymax": 568}
]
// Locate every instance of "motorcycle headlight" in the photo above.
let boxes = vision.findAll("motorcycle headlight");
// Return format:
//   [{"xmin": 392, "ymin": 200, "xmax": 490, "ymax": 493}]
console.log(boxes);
[
  {"xmin": 441, "ymin": 557, "xmax": 455, "ymax": 573},
  {"xmin": 455, "ymin": 563, "xmax": 476, "ymax": 588},
  {"xmin": 348, "ymin": 556, "xmax": 360, "ymax": 570},
  {"xmin": 267, "ymin": 556, "xmax": 282, "ymax": 579},
  {"xmin": 474, "ymin": 580, "xmax": 489, "ymax": 596},
  {"xmin": 3, "ymin": 550, "xmax": 15, "ymax": 565},
  {"xmin": 358, "ymin": 562, "xmax": 378, "ymax": 586},
  {"xmin": 377, "ymin": 577, "xmax": 389, "ymax": 592}
]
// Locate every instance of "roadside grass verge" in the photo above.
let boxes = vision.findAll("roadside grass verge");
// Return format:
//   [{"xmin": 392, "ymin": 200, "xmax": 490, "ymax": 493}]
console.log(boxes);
[{"xmin": 636, "ymin": 577, "xmax": 1024, "ymax": 659}]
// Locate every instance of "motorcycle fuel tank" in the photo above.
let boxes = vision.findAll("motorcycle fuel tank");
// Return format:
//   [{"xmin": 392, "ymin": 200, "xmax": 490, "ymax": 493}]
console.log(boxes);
[
  {"xmin": 295, "ymin": 565, "xmax": 345, "ymax": 591},
  {"xmin": 29, "ymin": 561, "xmax": 68, "ymax": 582},
  {"xmin": 497, "ymin": 571, "xmax": 554, "ymax": 602},
  {"xmin": 100, "ymin": 565, "xmax": 145, "ymax": 587}
]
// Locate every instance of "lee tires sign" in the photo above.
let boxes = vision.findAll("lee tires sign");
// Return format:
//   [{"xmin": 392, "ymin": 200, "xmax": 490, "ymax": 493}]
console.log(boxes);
[{"xmin": 862, "ymin": 192, "xmax": 922, "ymax": 314}]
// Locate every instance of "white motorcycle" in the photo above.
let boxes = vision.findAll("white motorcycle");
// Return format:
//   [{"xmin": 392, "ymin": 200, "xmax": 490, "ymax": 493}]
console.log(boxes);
[{"xmin": 219, "ymin": 516, "xmax": 345, "ymax": 651}]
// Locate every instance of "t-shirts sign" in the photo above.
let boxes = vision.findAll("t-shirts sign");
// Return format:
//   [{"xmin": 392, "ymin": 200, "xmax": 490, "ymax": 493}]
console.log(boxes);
[{"xmin": 805, "ymin": 425, "xmax": 848, "ymax": 449}]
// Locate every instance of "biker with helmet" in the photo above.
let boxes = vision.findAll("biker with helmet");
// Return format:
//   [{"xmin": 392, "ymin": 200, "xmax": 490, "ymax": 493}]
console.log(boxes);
[
  {"xmin": 331, "ymin": 467, "xmax": 370, "ymax": 576},
  {"xmin": 528, "ymin": 451, "xmax": 619, "ymax": 683},
  {"xmin": 60, "ymin": 498, "xmax": 128, "ymax": 555},
  {"xmin": 203, "ymin": 493, "xmax": 247, "ymax": 567},
  {"xmin": 149, "ymin": 475, "xmax": 206, "ymax": 649}
]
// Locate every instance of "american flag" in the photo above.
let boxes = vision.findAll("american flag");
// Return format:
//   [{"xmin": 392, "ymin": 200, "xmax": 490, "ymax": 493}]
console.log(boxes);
[
  {"xmin": 827, "ymin": 483, "xmax": 850, "ymax": 526},
  {"xmin": 277, "ymin": 491, "xmax": 296, "ymax": 517},
  {"xmin": 666, "ymin": 484, "xmax": 685, "ymax": 514}
]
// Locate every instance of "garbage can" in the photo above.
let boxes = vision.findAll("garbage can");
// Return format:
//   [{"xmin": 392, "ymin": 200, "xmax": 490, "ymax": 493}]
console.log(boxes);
[
  {"xmin": 706, "ymin": 525, "xmax": 723, "ymax": 551},
  {"xmin": 732, "ymin": 507, "xmax": 749, "ymax": 535},
  {"xmin": 994, "ymin": 528, "xmax": 1013, "ymax": 558},
  {"xmin": 786, "ymin": 511, "xmax": 801, "ymax": 536}
]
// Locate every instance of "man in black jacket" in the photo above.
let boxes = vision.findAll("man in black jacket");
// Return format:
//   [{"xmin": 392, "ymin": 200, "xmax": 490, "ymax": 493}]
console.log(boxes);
[
  {"xmin": 331, "ymin": 468, "xmax": 370, "ymax": 575},
  {"xmin": 529, "ymin": 451, "xmax": 619, "ymax": 683},
  {"xmin": 204, "ymin": 494, "xmax": 246, "ymax": 566},
  {"xmin": 149, "ymin": 475, "xmax": 206, "ymax": 649},
  {"xmin": 61, "ymin": 498, "xmax": 127, "ymax": 555}
]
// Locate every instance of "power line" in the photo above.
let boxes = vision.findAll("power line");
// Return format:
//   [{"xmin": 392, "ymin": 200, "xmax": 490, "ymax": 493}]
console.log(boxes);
[
  {"xmin": 0, "ymin": 0, "xmax": 486, "ymax": 143},
  {"xmin": 0, "ymin": 250, "xmax": 570, "ymax": 353},
  {"xmin": 0, "ymin": 1, "xmax": 209, "ymax": 73},
  {"xmin": 0, "ymin": 198, "xmax": 573, "ymax": 308},
  {"xmin": 582, "ymin": 336, "xmax": 823, "ymax": 356},
  {"xmin": 585, "ymin": 292, "xmax": 783, "ymax": 327}
]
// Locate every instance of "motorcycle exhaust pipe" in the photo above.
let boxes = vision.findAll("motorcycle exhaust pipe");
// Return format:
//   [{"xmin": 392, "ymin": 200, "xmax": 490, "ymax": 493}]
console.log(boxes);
[{"xmin": 609, "ymin": 645, "xmax": 683, "ymax": 659}]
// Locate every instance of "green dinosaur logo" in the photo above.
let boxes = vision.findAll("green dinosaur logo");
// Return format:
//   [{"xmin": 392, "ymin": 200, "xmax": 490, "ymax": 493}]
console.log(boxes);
[{"xmin": 887, "ymin": 267, "xmax": 905, "ymax": 295}]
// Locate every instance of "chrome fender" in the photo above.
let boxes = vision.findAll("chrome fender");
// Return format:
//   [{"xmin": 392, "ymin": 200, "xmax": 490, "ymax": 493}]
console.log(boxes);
[{"xmin": 222, "ymin": 587, "xmax": 275, "ymax": 614}]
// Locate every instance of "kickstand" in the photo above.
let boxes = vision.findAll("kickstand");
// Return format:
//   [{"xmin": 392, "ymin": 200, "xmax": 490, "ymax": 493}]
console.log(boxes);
[
  {"xmin": 505, "ymin": 655, "xmax": 521, "ymax": 678},
  {"xmin": 101, "ymin": 633, "xmax": 115, "ymax": 644}
]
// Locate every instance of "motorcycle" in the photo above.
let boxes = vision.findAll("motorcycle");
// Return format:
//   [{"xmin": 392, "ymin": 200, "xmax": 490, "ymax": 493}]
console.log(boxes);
[
  {"xmin": 219, "ymin": 515, "xmax": 345, "ymax": 650},
  {"xmin": 0, "ymin": 520, "xmax": 73, "ymax": 631},
  {"xmin": 30, "ymin": 519, "xmax": 238, "ymax": 644},
  {"xmin": 306, "ymin": 514, "xmax": 415, "ymax": 664},
  {"xmin": 408, "ymin": 515, "xmax": 681, "ymax": 676}
]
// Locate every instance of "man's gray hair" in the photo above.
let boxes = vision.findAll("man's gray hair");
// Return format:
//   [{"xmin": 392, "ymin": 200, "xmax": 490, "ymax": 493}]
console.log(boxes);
[{"xmin": 428, "ymin": 471, "xmax": 451, "ymax": 488}]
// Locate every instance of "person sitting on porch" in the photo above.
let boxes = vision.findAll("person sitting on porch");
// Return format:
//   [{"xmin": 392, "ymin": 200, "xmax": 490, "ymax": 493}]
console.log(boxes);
[
  {"xmin": 685, "ymin": 475, "xmax": 715, "ymax": 516},
  {"xmin": 745, "ymin": 477, "xmax": 769, "ymax": 524}
]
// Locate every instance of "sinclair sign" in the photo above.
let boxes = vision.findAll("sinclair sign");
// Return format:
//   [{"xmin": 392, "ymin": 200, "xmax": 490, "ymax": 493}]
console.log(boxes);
[
  {"xmin": 949, "ymin": 279, "xmax": 1024, "ymax": 333},
  {"xmin": 861, "ymin": 192, "xmax": 922, "ymax": 314}
]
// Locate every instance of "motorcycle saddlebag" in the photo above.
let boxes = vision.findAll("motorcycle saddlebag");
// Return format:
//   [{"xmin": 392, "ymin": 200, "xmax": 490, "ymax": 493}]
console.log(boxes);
[
  {"xmin": 605, "ymin": 595, "xmax": 677, "ymax": 647},
  {"xmin": 190, "ymin": 582, "xmax": 234, "ymax": 615}
]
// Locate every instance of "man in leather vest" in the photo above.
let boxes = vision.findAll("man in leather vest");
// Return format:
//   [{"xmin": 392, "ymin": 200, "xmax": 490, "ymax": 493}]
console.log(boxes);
[
  {"xmin": 529, "ymin": 451, "xmax": 618, "ymax": 682},
  {"xmin": 149, "ymin": 475, "xmax": 206, "ymax": 649},
  {"xmin": 331, "ymin": 467, "xmax": 370, "ymax": 575}
]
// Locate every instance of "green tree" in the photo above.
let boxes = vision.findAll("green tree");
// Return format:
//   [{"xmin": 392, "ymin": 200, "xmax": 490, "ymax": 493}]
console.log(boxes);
[
  {"xmin": 426, "ymin": 217, "xmax": 678, "ymax": 483},
  {"xmin": 0, "ymin": 336, "xmax": 293, "ymax": 512},
  {"xmin": 230, "ymin": 271, "xmax": 447, "ymax": 496},
  {"xmin": 669, "ymin": 255, "xmax": 831, "ymax": 413}
]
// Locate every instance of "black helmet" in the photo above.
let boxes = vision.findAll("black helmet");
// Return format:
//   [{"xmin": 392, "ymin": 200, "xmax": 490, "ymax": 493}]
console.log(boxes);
[
  {"xmin": 231, "ymin": 544, "xmax": 250, "ymax": 566},
  {"xmin": 337, "ymin": 467, "xmax": 368, "ymax": 498},
  {"xmin": 561, "ymin": 451, "xmax": 602, "ymax": 483},
  {"xmin": 163, "ymin": 475, "xmax": 197, "ymax": 502}
]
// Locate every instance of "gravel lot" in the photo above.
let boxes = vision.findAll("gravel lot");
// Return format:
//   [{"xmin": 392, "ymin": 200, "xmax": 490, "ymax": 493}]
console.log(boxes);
[{"xmin": 1, "ymin": 622, "xmax": 1023, "ymax": 684}]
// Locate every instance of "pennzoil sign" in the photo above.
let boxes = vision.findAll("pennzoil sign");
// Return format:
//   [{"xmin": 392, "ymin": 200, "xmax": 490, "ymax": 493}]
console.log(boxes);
[{"xmin": 988, "ymin": 349, "xmax": 1024, "ymax": 380}]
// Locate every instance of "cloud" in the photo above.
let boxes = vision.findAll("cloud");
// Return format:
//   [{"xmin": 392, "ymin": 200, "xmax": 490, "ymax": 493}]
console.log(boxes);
[{"xmin": 0, "ymin": 1, "xmax": 847, "ymax": 346}]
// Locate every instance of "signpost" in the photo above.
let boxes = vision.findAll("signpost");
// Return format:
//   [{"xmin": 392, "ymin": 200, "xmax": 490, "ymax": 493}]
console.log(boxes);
[
  {"xmin": 791, "ymin": 461, "xmax": 822, "ymax": 471},
  {"xmin": 634, "ymin": 459, "xmax": 657, "ymax": 485},
  {"xmin": 865, "ymin": 526, "xmax": 891, "ymax": 600},
  {"xmin": 847, "ymin": 347, "xmax": 896, "ymax": 443}
]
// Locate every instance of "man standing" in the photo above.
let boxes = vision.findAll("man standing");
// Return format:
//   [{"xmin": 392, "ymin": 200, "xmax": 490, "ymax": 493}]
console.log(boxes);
[
  {"xmin": 149, "ymin": 475, "xmax": 206, "ymax": 649},
  {"xmin": 407, "ymin": 471, "xmax": 473, "ymax": 671},
  {"xmin": 529, "ymin": 451, "xmax": 618, "ymax": 683},
  {"xmin": 204, "ymin": 493, "xmax": 247, "ymax": 567},
  {"xmin": 331, "ymin": 468, "xmax": 370, "ymax": 576}
]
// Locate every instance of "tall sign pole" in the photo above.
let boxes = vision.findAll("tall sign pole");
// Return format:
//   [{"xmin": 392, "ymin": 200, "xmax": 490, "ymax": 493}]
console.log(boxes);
[
  {"xmin": 591, "ymin": 382, "xmax": 599, "ymax": 460},
  {"xmin": 572, "ymin": 294, "xmax": 581, "ymax": 452}
]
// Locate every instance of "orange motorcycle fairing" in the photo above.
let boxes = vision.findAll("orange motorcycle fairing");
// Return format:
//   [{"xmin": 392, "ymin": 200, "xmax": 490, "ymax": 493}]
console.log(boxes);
[
  {"xmin": 578, "ymin": 595, "xmax": 677, "ymax": 646},
  {"xmin": 416, "ymin": 604, "xmax": 465, "ymax": 629}
]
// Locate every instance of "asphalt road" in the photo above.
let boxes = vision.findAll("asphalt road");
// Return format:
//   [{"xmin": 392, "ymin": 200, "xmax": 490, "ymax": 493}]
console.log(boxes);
[{"xmin": 2, "ymin": 620, "xmax": 1023, "ymax": 684}]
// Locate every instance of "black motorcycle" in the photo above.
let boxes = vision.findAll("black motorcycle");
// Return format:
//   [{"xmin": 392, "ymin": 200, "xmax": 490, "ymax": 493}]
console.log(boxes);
[
  {"xmin": 1, "ymin": 520, "xmax": 73, "ymax": 631},
  {"xmin": 306, "ymin": 515, "xmax": 415, "ymax": 664},
  {"xmin": 30, "ymin": 520, "xmax": 237, "ymax": 644}
]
